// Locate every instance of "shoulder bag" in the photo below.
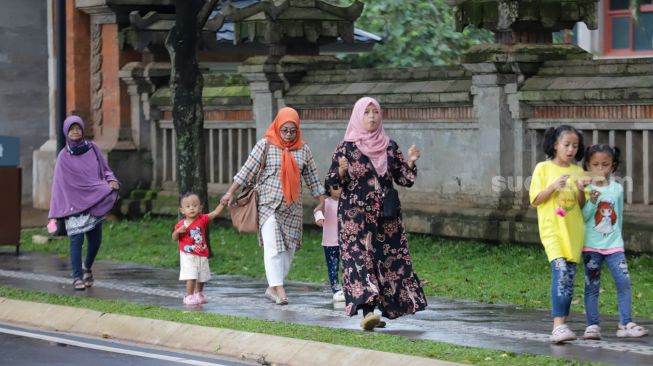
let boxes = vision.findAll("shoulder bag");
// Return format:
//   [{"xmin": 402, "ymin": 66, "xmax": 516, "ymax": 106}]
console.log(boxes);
[{"xmin": 230, "ymin": 140, "xmax": 270, "ymax": 233}]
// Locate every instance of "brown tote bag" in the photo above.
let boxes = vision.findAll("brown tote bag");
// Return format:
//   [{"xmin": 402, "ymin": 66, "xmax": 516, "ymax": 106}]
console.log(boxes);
[{"xmin": 230, "ymin": 141, "xmax": 269, "ymax": 233}]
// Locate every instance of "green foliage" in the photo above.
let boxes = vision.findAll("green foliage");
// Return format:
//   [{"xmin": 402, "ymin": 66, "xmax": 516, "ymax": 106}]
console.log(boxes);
[
  {"xmin": 0, "ymin": 286, "xmax": 603, "ymax": 366},
  {"xmin": 337, "ymin": 0, "xmax": 493, "ymax": 67},
  {"xmin": 20, "ymin": 218, "xmax": 653, "ymax": 319}
]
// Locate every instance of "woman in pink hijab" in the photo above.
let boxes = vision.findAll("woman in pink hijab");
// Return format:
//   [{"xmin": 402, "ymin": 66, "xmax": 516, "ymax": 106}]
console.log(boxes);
[{"xmin": 325, "ymin": 97, "xmax": 427, "ymax": 331}]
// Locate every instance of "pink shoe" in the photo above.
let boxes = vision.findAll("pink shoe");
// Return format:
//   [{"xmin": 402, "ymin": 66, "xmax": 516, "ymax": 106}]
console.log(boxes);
[
  {"xmin": 195, "ymin": 292, "xmax": 208, "ymax": 304},
  {"xmin": 183, "ymin": 294, "xmax": 200, "ymax": 305}
]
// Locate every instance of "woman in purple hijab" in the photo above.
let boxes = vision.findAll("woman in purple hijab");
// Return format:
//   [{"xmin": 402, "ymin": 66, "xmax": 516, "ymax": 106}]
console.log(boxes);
[{"xmin": 49, "ymin": 115, "xmax": 120, "ymax": 290}]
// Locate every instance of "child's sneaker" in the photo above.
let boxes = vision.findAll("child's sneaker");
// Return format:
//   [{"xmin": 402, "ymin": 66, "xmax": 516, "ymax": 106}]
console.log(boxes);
[
  {"xmin": 617, "ymin": 322, "xmax": 649, "ymax": 338},
  {"xmin": 332, "ymin": 290, "xmax": 345, "ymax": 302},
  {"xmin": 195, "ymin": 292, "xmax": 208, "ymax": 304},
  {"xmin": 583, "ymin": 324, "xmax": 601, "ymax": 340},
  {"xmin": 183, "ymin": 294, "xmax": 200, "ymax": 305},
  {"xmin": 550, "ymin": 324, "xmax": 577, "ymax": 343}
]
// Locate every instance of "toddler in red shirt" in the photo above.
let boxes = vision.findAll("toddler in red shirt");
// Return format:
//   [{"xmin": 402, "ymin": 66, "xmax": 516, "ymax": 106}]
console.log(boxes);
[{"xmin": 172, "ymin": 193, "xmax": 224, "ymax": 305}]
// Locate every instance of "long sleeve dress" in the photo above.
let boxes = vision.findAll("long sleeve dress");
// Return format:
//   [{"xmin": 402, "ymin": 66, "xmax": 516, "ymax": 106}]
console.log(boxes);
[
  {"xmin": 234, "ymin": 138, "xmax": 325, "ymax": 253},
  {"xmin": 326, "ymin": 140, "xmax": 427, "ymax": 319}
]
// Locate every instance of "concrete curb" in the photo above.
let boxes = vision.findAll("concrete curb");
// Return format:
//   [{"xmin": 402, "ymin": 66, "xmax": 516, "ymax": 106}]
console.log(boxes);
[{"xmin": 0, "ymin": 297, "xmax": 463, "ymax": 366}]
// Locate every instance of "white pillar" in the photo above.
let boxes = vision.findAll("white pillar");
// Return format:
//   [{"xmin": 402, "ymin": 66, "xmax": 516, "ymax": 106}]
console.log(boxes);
[{"xmin": 32, "ymin": 0, "xmax": 57, "ymax": 209}]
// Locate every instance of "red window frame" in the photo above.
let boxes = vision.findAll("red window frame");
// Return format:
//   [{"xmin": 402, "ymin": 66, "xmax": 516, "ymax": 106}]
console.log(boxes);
[{"xmin": 604, "ymin": 0, "xmax": 653, "ymax": 56}]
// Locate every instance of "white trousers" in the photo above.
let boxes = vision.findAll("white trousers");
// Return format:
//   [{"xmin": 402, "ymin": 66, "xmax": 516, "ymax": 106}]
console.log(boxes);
[{"xmin": 261, "ymin": 216, "xmax": 294, "ymax": 287}]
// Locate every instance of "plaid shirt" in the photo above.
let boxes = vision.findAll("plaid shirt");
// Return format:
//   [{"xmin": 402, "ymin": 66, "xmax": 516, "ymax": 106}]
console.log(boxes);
[{"xmin": 234, "ymin": 138, "xmax": 325, "ymax": 252}]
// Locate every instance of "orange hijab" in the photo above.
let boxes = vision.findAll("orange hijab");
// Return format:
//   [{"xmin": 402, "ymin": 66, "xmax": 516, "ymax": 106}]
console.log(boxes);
[{"xmin": 263, "ymin": 107, "xmax": 304, "ymax": 206}]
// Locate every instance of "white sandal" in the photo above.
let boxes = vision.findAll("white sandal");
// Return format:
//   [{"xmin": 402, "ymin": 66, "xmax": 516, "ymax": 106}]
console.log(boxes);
[
  {"xmin": 583, "ymin": 324, "xmax": 601, "ymax": 340},
  {"xmin": 617, "ymin": 322, "xmax": 649, "ymax": 338},
  {"xmin": 550, "ymin": 324, "xmax": 577, "ymax": 343}
]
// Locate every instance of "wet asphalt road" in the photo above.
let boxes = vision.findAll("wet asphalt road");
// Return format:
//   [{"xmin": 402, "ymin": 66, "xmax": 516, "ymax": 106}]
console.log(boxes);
[
  {"xmin": 0, "ymin": 322, "xmax": 252, "ymax": 366},
  {"xmin": 0, "ymin": 251, "xmax": 652, "ymax": 365}
]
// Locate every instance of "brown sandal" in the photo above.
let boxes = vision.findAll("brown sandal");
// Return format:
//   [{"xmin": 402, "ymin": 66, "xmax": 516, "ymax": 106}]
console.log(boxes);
[{"xmin": 83, "ymin": 270, "xmax": 94, "ymax": 288}]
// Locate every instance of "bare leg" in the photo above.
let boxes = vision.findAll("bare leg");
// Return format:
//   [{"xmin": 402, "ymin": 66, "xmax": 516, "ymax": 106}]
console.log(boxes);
[
  {"xmin": 553, "ymin": 316, "xmax": 566, "ymax": 330},
  {"xmin": 274, "ymin": 285, "xmax": 286, "ymax": 299},
  {"xmin": 185, "ymin": 280, "xmax": 196, "ymax": 296}
]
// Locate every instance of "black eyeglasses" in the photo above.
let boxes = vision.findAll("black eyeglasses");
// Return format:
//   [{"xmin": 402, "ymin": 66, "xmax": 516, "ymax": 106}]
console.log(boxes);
[{"xmin": 280, "ymin": 128, "xmax": 298, "ymax": 135}]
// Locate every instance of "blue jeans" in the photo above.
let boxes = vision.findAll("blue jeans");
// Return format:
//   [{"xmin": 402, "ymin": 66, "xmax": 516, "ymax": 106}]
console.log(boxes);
[
  {"xmin": 323, "ymin": 246, "xmax": 340, "ymax": 293},
  {"xmin": 583, "ymin": 251, "xmax": 632, "ymax": 326},
  {"xmin": 69, "ymin": 223, "xmax": 102, "ymax": 280},
  {"xmin": 550, "ymin": 258, "xmax": 577, "ymax": 317}
]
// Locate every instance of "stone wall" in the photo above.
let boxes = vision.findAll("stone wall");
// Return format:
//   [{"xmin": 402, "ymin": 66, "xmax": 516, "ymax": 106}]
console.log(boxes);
[
  {"xmin": 131, "ymin": 52, "xmax": 653, "ymax": 252},
  {"xmin": 0, "ymin": 0, "xmax": 49, "ymax": 200},
  {"xmin": 283, "ymin": 66, "xmax": 486, "ymax": 209}
]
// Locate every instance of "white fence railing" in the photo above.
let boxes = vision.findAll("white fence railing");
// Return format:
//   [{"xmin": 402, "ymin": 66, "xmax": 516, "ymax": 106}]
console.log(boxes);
[{"xmin": 152, "ymin": 120, "xmax": 256, "ymax": 191}]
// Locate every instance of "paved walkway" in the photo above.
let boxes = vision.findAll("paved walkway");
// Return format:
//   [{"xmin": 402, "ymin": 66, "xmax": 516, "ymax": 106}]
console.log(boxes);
[{"xmin": 0, "ymin": 250, "xmax": 651, "ymax": 366}]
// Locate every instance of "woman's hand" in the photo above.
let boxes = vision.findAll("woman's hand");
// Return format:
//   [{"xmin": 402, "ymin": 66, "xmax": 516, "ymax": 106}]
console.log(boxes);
[
  {"xmin": 108, "ymin": 181, "xmax": 119, "ymax": 190},
  {"xmin": 407, "ymin": 145, "xmax": 420, "ymax": 168},
  {"xmin": 220, "ymin": 192, "xmax": 233, "ymax": 206},
  {"xmin": 338, "ymin": 156, "xmax": 348, "ymax": 178}
]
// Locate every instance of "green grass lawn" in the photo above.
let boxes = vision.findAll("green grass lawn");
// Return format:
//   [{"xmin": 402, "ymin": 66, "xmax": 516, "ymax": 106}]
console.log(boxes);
[
  {"xmin": 0, "ymin": 286, "xmax": 602, "ymax": 366},
  {"xmin": 20, "ymin": 217, "xmax": 653, "ymax": 318}
]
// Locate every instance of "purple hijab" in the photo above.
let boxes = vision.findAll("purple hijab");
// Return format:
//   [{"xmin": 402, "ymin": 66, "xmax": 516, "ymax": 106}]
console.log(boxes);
[{"xmin": 48, "ymin": 116, "xmax": 119, "ymax": 219}]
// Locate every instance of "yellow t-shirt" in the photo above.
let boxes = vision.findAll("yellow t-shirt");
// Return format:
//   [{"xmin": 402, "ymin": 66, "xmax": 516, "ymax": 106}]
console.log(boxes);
[{"xmin": 529, "ymin": 160, "xmax": 585, "ymax": 263}]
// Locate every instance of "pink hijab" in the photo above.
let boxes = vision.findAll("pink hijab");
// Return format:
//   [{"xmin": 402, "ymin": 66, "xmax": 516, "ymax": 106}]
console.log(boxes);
[{"xmin": 344, "ymin": 97, "xmax": 390, "ymax": 176}]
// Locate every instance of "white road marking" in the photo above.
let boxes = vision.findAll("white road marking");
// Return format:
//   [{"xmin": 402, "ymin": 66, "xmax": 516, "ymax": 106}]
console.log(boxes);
[{"xmin": 0, "ymin": 326, "xmax": 229, "ymax": 366}]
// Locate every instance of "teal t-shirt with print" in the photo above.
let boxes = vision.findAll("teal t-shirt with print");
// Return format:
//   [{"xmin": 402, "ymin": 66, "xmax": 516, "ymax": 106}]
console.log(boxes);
[{"xmin": 582, "ymin": 180, "xmax": 624, "ymax": 250}]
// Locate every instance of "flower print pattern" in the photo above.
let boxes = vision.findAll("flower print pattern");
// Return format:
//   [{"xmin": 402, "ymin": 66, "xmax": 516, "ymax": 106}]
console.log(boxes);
[{"xmin": 326, "ymin": 140, "xmax": 427, "ymax": 319}]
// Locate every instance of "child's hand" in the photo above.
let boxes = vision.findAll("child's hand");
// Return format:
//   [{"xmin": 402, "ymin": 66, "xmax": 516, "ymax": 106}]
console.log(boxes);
[
  {"xmin": 108, "ymin": 181, "xmax": 120, "ymax": 190},
  {"xmin": 551, "ymin": 174, "xmax": 570, "ymax": 190},
  {"xmin": 316, "ymin": 219, "xmax": 324, "ymax": 227},
  {"xmin": 575, "ymin": 176, "xmax": 590, "ymax": 191},
  {"xmin": 220, "ymin": 192, "xmax": 233, "ymax": 206},
  {"xmin": 589, "ymin": 189, "xmax": 601, "ymax": 204},
  {"xmin": 177, "ymin": 224, "xmax": 187, "ymax": 234}
]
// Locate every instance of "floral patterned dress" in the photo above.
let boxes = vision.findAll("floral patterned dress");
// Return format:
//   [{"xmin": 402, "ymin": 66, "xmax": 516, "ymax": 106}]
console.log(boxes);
[{"xmin": 326, "ymin": 140, "xmax": 427, "ymax": 319}]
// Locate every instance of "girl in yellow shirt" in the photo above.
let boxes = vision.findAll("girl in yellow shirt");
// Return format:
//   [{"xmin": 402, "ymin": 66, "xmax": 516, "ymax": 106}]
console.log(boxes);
[{"xmin": 529, "ymin": 125, "xmax": 587, "ymax": 343}]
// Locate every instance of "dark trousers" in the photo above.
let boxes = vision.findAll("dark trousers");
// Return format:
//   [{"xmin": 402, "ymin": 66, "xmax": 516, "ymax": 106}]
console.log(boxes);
[
  {"xmin": 323, "ymin": 246, "xmax": 340, "ymax": 293},
  {"xmin": 69, "ymin": 223, "xmax": 102, "ymax": 279}
]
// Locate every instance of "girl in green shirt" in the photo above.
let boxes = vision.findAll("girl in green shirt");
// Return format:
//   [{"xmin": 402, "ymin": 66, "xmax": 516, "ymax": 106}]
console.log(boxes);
[{"xmin": 581, "ymin": 144, "xmax": 648, "ymax": 340}]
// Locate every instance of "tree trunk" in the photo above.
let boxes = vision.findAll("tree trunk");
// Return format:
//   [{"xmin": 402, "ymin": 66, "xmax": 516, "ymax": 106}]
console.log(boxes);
[{"xmin": 165, "ymin": 0, "xmax": 208, "ymax": 209}]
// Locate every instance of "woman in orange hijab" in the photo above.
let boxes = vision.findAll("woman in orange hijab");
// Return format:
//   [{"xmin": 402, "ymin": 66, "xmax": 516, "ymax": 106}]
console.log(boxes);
[{"xmin": 221, "ymin": 107, "xmax": 325, "ymax": 304}]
